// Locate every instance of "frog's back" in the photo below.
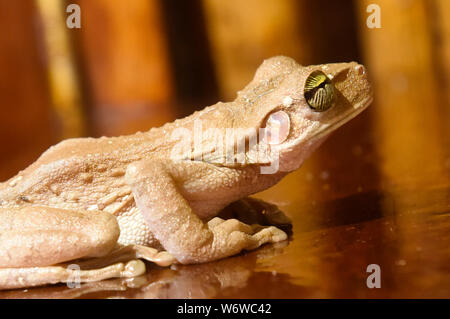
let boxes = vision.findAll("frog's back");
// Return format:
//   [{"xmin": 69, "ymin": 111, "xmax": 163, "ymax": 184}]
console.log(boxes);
[{"xmin": 0, "ymin": 133, "xmax": 168, "ymax": 248}]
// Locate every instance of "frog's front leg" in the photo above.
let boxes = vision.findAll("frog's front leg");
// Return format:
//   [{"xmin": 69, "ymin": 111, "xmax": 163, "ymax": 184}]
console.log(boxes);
[{"xmin": 125, "ymin": 159, "xmax": 288, "ymax": 264}]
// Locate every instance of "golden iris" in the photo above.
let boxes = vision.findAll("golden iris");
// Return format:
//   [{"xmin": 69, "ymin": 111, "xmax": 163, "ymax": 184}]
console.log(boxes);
[{"xmin": 304, "ymin": 71, "xmax": 334, "ymax": 111}]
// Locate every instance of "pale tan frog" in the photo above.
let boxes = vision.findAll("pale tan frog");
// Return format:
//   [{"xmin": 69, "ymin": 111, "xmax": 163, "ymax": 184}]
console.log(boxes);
[{"xmin": 0, "ymin": 56, "xmax": 372, "ymax": 289}]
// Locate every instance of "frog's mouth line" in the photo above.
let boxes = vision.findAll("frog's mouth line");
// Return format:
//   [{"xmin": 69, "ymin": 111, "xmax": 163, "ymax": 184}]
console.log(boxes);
[{"xmin": 309, "ymin": 95, "xmax": 373, "ymax": 142}]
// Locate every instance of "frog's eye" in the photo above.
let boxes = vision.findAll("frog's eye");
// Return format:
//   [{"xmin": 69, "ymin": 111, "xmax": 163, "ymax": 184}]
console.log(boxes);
[{"xmin": 304, "ymin": 71, "xmax": 334, "ymax": 111}]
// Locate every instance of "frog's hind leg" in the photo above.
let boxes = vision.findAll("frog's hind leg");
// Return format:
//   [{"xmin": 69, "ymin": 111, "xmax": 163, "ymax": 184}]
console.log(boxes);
[
  {"xmin": 0, "ymin": 206, "xmax": 120, "ymax": 268},
  {"xmin": 0, "ymin": 206, "xmax": 129, "ymax": 289}
]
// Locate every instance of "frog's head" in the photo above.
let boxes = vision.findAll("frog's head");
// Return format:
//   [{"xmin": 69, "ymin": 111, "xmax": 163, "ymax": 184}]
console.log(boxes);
[{"xmin": 237, "ymin": 56, "xmax": 373, "ymax": 172}]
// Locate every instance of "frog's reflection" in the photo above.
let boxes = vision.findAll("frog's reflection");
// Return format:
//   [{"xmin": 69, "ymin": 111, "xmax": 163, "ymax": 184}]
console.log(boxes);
[{"xmin": 0, "ymin": 241, "xmax": 290, "ymax": 299}]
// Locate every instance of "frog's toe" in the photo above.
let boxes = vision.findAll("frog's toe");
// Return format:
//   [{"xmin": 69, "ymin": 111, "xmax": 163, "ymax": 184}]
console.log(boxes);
[{"xmin": 249, "ymin": 226, "xmax": 288, "ymax": 249}]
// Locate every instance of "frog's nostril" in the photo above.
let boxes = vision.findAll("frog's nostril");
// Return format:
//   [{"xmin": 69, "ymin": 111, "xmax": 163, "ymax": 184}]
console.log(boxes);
[{"xmin": 355, "ymin": 64, "xmax": 366, "ymax": 76}]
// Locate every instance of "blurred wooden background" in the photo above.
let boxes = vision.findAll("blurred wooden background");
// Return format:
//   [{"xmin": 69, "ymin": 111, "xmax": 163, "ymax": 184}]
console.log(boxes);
[{"xmin": 0, "ymin": 0, "xmax": 449, "ymax": 204}]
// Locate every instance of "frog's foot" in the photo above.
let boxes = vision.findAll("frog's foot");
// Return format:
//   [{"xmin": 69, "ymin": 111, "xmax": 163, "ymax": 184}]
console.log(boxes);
[
  {"xmin": 75, "ymin": 245, "xmax": 176, "ymax": 269},
  {"xmin": 206, "ymin": 217, "xmax": 288, "ymax": 251},
  {"xmin": 0, "ymin": 275, "xmax": 148, "ymax": 299},
  {"xmin": 0, "ymin": 260, "xmax": 146, "ymax": 290},
  {"xmin": 0, "ymin": 245, "xmax": 175, "ymax": 290},
  {"xmin": 220, "ymin": 197, "xmax": 292, "ymax": 234}
]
